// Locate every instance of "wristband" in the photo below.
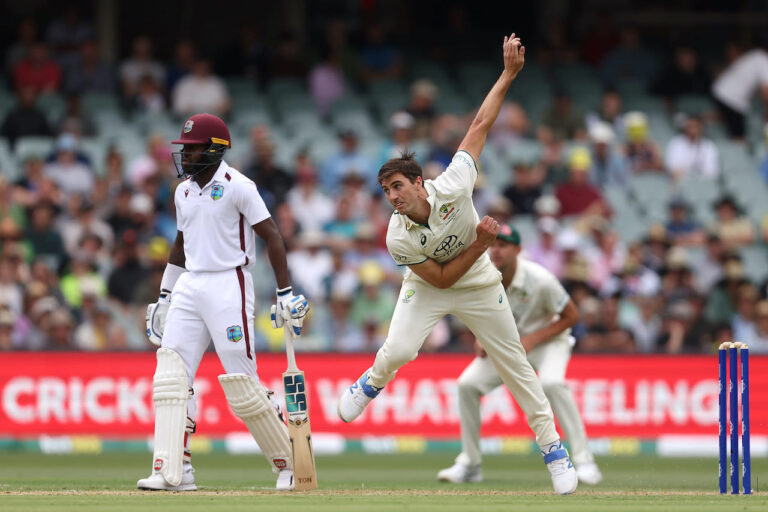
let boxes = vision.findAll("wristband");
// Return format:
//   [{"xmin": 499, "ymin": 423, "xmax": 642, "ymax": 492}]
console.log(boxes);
[
  {"xmin": 160, "ymin": 263, "xmax": 186, "ymax": 295},
  {"xmin": 276, "ymin": 286, "xmax": 293, "ymax": 297}
]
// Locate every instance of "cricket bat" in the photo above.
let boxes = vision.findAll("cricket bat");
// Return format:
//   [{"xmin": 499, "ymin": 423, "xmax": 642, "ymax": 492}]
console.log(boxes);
[{"xmin": 282, "ymin": 326, "xmax": 318, "ymax": 490}]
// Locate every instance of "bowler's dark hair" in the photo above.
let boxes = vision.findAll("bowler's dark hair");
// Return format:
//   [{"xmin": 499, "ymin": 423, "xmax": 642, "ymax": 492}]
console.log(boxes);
[{"xmin": 377, "ymin": 151, "xmax": 422, "ymax": 186}]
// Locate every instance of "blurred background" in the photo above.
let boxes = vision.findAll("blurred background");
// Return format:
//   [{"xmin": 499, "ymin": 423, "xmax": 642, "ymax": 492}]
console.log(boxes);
[{"xmin": 1, "ymin": 0, "xmax": 768, "ymax": 356}]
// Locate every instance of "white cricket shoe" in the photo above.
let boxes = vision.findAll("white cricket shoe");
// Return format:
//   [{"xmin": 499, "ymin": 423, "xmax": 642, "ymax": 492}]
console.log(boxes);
[
  {"xmin": 576, "ymin": 461, "xmax": 603, "ymax": 485},
  {"xmin": 137, "ymin": 464, "xmax": 197, "ymax": 491},
  {"xmin": 437, "ymin": 462, "xmax": 483, "ymax": 483},
  {"xmin": 276, "ymin": 469, "xmax": 294, "ymax": 491},
  {"xmin": 542, "ymin": 443, "xmax": 578, "ymax": 495},
  {"xmin": 337, "ymin": 368, "xmax": 382, "ymax": 423}
]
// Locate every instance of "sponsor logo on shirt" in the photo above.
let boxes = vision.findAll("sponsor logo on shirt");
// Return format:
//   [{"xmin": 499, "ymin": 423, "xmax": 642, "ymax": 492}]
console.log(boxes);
[
  {"xmin": 420, "ymin": 234, "xmax": 427, "ymax": 246},
  {"xmin": 226, "ymin": 325, "xmax": 243, "ymax": 342},
  {"xmin": 439, "ymin": 203, "xmax": 458, "ymax": 222},
  {"xmin": 433, "ymin": 234, "xmax": 464, "ymax": 258},
  {"xmin": 393, "ymin": 254, "xmax": 408, "ymax": 263},
  {"xmin": 211, "ymin": 184, "xmax": 224, "ymax": 201}
]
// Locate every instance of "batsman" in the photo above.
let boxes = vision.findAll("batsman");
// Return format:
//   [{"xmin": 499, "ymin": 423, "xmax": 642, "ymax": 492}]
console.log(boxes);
[
  {"xmin": 337, "ymin": 34, "xmax": 579, "ymax": 494},
  {"xmin": 138, "ymin": 113, "xmax": 309, "ymax": 491}
]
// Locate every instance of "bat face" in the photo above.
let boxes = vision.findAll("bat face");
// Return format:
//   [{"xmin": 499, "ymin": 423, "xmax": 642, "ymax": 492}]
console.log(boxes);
[{"xmin": 283, "ymin": 369, "xmax": 318, "ymax": 490}]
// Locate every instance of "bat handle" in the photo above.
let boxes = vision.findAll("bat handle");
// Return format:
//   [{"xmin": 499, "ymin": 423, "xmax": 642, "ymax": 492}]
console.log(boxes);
[{"xmin": 284, "ymin": 326, "xmax": 299, "ymax": 373}]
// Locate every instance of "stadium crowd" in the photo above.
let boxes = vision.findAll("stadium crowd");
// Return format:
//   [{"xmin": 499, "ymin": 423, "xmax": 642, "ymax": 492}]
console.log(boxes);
[{"xmin": 2, "ymin": 5, "xmax": 768, "ymax": 354}]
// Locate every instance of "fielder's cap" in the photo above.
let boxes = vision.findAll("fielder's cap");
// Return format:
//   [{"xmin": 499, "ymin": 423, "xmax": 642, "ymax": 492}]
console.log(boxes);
[
  {"xmin": 172, "ymin": 113, "xmax": 231, "ymax": 148},
  {"xmin": 496, "ymin": 224, "xmax": 521, "ymax": 245}
]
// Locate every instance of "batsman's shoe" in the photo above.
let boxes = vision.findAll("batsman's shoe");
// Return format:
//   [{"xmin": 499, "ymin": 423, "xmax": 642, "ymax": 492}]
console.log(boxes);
[
  {"xmin": 276, "ymin": 469, "xmax": 294, "ymax": 491},
  {"xmin": 437, "ymin": 462, "xmax": 483, "ymax": 483},
  {"xmin": 575, "ymin": 461, "xmax": 603, "ymax": 485},
  {"xmin": 337, "ymin": 369, "xmax": 381, "ymax": 423},
  {"xmin": 137, "ymin": 464, "xmax": 197, "ymax": 491},
  {"xmin": 542, "ymin": 442, "xmax": 578, "ymax": 495}
]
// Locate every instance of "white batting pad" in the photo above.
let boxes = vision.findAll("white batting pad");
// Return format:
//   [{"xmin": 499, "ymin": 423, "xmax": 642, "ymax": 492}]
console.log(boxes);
[
  {"xmin": 152, "ymin": 348, "xmax": 189, "ymax": 486},
  {"xmin": 219, "ymin": 373, "xmax": 292, "ymax": 473}
]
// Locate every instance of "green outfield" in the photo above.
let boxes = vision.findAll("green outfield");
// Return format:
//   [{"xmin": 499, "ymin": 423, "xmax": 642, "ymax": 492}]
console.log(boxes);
[{"xmin": 1, "ymin": 453, "xmax": 766, "ymax": 511}]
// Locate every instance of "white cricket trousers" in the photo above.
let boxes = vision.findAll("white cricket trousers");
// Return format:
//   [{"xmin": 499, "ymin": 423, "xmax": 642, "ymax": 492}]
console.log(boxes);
[
  {"xmin": 369, "ymin": 279, "xmax": 558, "ymax": 446},
  {"xmin": 454, "ymin": 337, "xmax": 593, "ymax": 467},
  {"xmin": 162, "ymin": 268, "xmax": 259, "ymax": 429}
]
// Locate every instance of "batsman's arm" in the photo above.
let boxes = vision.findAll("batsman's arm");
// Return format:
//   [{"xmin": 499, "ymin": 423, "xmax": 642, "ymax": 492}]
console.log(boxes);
[
  {"xmin": 520, "ymin": 300, "xmax": 579, "ymax": 352},
  {"xmin": 168, "ymin": 231, "xmax": 186, "ymax": 268},
  {"xmin": 253, "ymin": 218, "xmax": 291, "ymax": 289},
  {"xmin": 458, "ymin": 33, "xmax": 525, "ymax": 163},
  {"xmin": 408, "ymin": 216, "xmax": 498, "ymax": 289}
]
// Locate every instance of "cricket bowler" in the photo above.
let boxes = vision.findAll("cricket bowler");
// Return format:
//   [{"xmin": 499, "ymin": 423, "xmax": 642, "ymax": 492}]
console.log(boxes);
[{"xmin": 337, "ymin": 34, "xmax": 579, "ymax": 494}]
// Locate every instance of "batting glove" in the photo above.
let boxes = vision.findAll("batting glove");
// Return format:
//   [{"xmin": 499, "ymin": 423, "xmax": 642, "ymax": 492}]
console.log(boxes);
[
  {"xmin": 146, "ymin": 292, "xmax": 171, "ymax": 346},
  {"xmin": 272, "ymin": 287, "xmax": 310, "ymax": 336}
]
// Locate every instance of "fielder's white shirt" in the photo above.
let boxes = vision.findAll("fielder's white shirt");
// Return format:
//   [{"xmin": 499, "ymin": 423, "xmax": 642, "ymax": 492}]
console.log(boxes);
[
  {"xmin": 712, "ymin": 49, "xmax": 768, "ymax": 114},
  {"xmin": 174, "ymin": 161, "xmax": 270, "ymax": 272},
  {"xmin": 506, "ymin": 258, "xmax": 571, "ymax": 342},
  {"xmin": 386, "ymin": 151, "xmax": 501, "ymax": 289}
]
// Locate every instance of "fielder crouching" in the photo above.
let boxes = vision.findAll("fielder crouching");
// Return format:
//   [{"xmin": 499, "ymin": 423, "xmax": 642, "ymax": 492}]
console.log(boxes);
[{"xmin": 138, "ymin": 113, "xmax": 308, "ymax": 491}]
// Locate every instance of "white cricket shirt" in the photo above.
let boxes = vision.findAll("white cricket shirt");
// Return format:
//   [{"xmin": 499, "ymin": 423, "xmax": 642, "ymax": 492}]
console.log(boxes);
[
  {"xmin": 386, "ymin": 151, "xmax": 501, "ymax": 289},
  {"xmin": 506, "ymin": 258, "xmax": 571, "ymax": 342},
  {"xmin": 712, "ymin": 49, "xmax": 768, "ymax": 114},
  {"xmin": 174, "ymin": 161, "xmax": 271, "ymax": 272}
]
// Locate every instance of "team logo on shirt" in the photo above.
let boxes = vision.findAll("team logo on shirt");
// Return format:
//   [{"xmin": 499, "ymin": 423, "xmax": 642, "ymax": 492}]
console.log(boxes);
[
  {"xmin": 184, "ymin": 189, "xmax": 189, "ymax": 197},
  {"xmin": 402, "ymin": 289, "xmax": 415, "ymax": 303},
  {"xmin": 211, "ymin": 184, "xmax": 224, "ymax": 200},
  {"xmin": 226, "ymin": 325, "xmax": 243, "ymax": 342},
  {"xmin": 438, "ymin": 203, "xmax": 459, "ymax": 223},
  {"xmin": 184, "ymin": 119, "xmax": 194, "ymax": 133}
]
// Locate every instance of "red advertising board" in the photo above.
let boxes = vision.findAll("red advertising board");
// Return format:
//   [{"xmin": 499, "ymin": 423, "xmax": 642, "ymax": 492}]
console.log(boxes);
[{"xmin": 1, "ymin": 352, "xmax": 766, "ymax": 438}]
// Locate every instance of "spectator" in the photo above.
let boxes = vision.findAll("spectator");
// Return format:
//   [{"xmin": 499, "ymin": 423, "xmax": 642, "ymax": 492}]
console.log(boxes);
[
  {"xmin": 43, "ymin": 134, "xmax": 94, "ymax": 198},
  {"xmin": 377, "ymin": 111, "xmax": 426, "ymax": 167},
  {"xmin": 5, "ymin": 17, "xmax": 39, "ymax": 75},
  {"xmin": 536, "ymin": 125, "xmax": 566, "ymax": 181},
  {"xmin": 581, "ymin": 10, "xmax": 621, "ymax": 67},
  {"xmin": 650, "ymin": 45, "xmax": 711, "ymax": 104},
  {"xmin": 589, "ymin": 121, "xmax": 628, "ymax": 188},
  {"xmin": 56, "ymin": 94, "xmax": 96, "ymax": 137},
  {"xmin": 732, "ymin": 283, "xmax": 759, "ymax": 343},
  {"xmin": 13, "ymin": 42, "xmax": 61, "ymax": 94},
  {"xmin": 705, "ymin": 260, "xmax": 748, "ymax": 325},
  {"xmin": 343, "ymin": 223, "xmax": 396, "ymax": 278},
  {"xmin": 525, "ymin": 217, "xmax": 564, "ymax": 277},
  {"xmin": 166, "ymin": 40, "xmax": 196, "ymax": 92},
  {"xmin": 319, "ymin": 285, "xmax": 364, "ymax": 351},
  {"xmin": 134, "ymin": 74, "xmax": 166, "ymax": 114},
  {"xmin": 744, "ymin": 300, "xmax": 768, "ymax": 353},
  {"xmin": 555, "ymin": 147, "xmax": 608, "ymax": 217},
  {"xmin": 710, "ymin": 195, "xmax": 755, "ymax": 247},
  {"xmin": 42, "ymin": 307, "xmax": 75, "ymax": 350},
  {"xmin": 503, "ymin": 162, "xmax": 544, "ymax": 215},
  {"xmin": 624, "ymin": 111, "xmax": 663, "ymax": 173},
  {"xmin": 243, "ymin": 133, "xmax": 293, "ymax": 211},
  {"xmin": 126, "ymin": 134, "xmax": 172, "ymax": 187},
  {"xmin": 286, "ymin": 153, "xmax": 334, "ymax": 234},
  {"xmin": 578, "ymin": 294, "xmax": 635, "ymax": 353},
  {"xmin": 324, "ymin": 195, "xmax": 360, "ymax": 241},
  {"xmin": 585, "ymin": 89, "xmax": 625, "ymax": 140},
  {"xmin": 287, "ymin": 231, "xmax": 333, "ymax": 301},
  {"xmin": 585, "ymin": 219, "xmax": 627, "ymax": 291},
  {"xmin": 309, "ymin": 44, "xmax": 348, "ymax": 118},
  {"xmin": 489, "ymin": 102, "xmax": 531, "ymax": 150},
  {"xmin": 665, "ymin": 197, "xmax": 705, "ymax": 246},
  {"xmin": 45, "ymin": 4, "xmax": 93, "ymax": 57},
  {"xmin": 349, "ymin": 261, "xmax": 396, "ymax": 350},
  {"xmin": 319, "ymin": 127, "xmax": 375, "ymax": 192},
  {"xmin": 326, "ymin": 19, "xmax": 360, "ymax": 85},
  {"xmin": 338, "ymin": 171, "xmax": 372, "ymax": 221},
  {"xmin": 119, "ymin": 36, "xmax": 165, "ymax": 98},
  {"xmin": 657, "ymin": 296, "xmax": 712, "ymax": 353},
  {"xmin": 23, "ymin": 201, "xmax": 66, "ymax": 270},
  {"xmin": 59, "ymin": 253, "xmax": 107, "ymax": 309},
  {"xmin": 407, "ymin": 79, "xmax": 438, "ymax": 141},
  {"xmin": 426, "ymin": 114, "xmax": 464, "ymax": 169},
  {"xmin": 58, "ymin": 197, "xmax": 114, "ymax": 258},
  {"xmin": 73, "ymin": 300, "xmax": 127, "ymax": 351},
  {"xmin": 62, "ymin": 39, "xmax": 115, "ymax": 95},
  {"xmin": 760, "ymin": 124, "xmax": 768, "ymax": 184},
  {"xmin": 0, "ymin": 249, "xmax": 24, "ymax": 316},
  {"xmin": 541, "ymin": 90, "xmax": 586, "ymax": 141},
  {"xmin": 599, "ymin": 27, "xmax": 658, "ymax": 86},
  {"xmin": 0, "ymin": 86, "xmax": 52, "ymax": 146},
  {"xmin": 641, "ymin": 224, "xmax": 671, "ymax": 272},
  {"xmin": 171, "ymin": 58, "xmax": 230, "ymax": 117},
  {"xmin": 0, "ymin": 308, "xmax": 16, "ymax": 350},
  {"xmin": 693, "ymin": 233, "xmax": 726, "ymax": 293},
  {"xmin": 665, "ymin": 115, "xmax": 719, "ymax": 179},
  {"xmin": 12, "ymin": 155, "xmax": 61, "ymax": 208},
  {"xmin": 623, "ymin": 294, "xmax": 662, "ymax": 353},
  {"xmin": 359, "ymin": 22, "xmax": 403, "ymax": 84},
  {"xmin": 711, "ymin": 45, "xmax": 768, "ymax": 140}
]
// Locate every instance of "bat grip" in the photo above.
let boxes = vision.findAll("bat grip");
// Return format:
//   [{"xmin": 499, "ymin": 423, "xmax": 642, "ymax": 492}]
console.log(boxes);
[{"xmin": 284, "ymin": 326, "xmax": 299, "ymax": 373}]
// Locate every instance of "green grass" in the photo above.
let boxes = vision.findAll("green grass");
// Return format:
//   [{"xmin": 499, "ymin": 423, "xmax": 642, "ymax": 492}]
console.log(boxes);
[{"xmin": 1, "ymin": 453, "xmax": 767, "ymax": 511}]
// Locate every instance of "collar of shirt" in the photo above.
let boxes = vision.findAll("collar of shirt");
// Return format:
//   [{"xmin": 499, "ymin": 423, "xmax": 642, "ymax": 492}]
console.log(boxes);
[
  {"xmin": 510, "ymin": 259, "xmax": 528, "ymax": 291},
  {"xmin": 404, "ymin": 181, "xmax": 437, "ymax": 231},
  {"xmin": 187, "ymin": 161, "xmax": 230, "ymax": 192}
]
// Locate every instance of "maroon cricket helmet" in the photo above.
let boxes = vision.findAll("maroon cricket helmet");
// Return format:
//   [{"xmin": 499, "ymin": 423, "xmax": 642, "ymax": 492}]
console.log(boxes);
[{"xmin": 172, "ymin": 113, "xmax": 232, "ymax": 148}]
